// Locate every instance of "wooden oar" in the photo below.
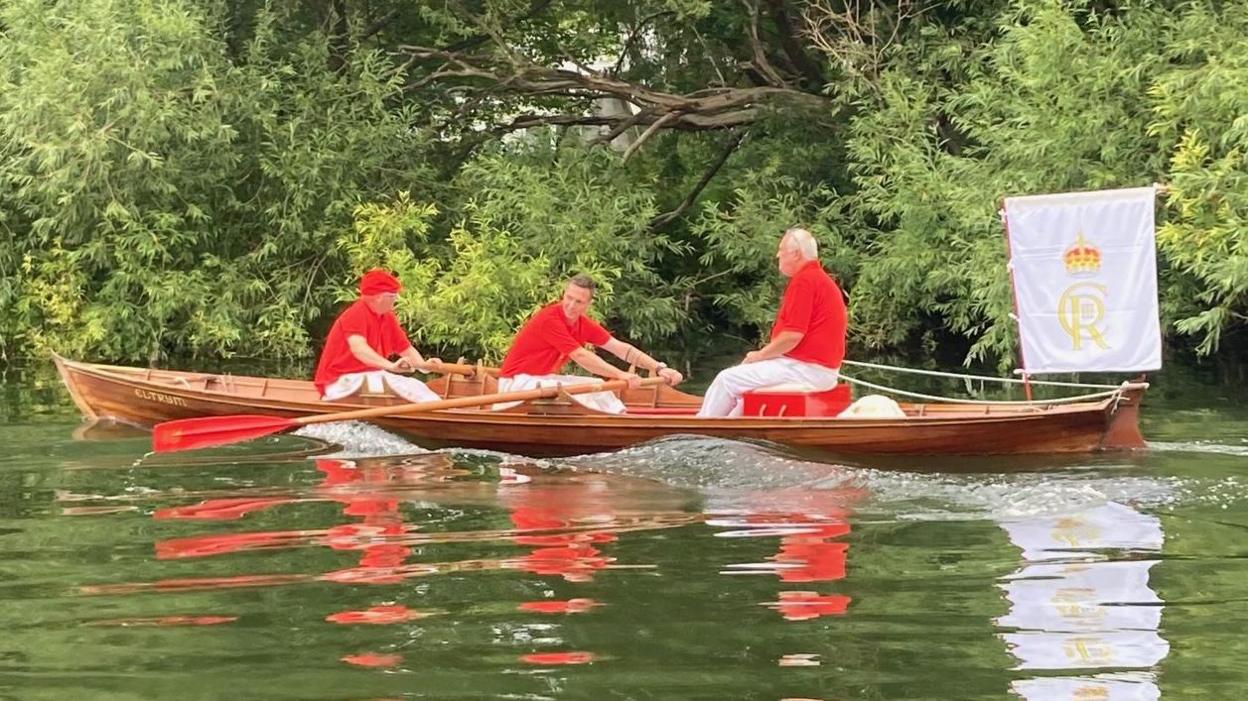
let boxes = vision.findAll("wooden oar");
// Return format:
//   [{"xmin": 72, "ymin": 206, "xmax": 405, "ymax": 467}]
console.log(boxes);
[{"xmin": 152, "ymin": 376, "xmax": 666, "ymax": 453}]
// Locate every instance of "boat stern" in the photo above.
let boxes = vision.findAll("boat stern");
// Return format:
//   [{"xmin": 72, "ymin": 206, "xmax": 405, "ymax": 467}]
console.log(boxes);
[{"xmin": 1099, "ymin": 381, "xmax": 1148, "ymax": 450}]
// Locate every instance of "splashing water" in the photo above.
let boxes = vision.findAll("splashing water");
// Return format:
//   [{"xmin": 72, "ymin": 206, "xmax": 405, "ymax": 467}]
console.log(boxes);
[{"xmin": 293, "ymin": 421, "xmax": 428, "ymax": 458}]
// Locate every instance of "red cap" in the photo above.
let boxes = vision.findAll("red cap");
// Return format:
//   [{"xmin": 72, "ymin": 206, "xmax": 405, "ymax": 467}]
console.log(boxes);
[{"xmin": 359, "ymin": 269, "xmax": 401, "ymax": 296}]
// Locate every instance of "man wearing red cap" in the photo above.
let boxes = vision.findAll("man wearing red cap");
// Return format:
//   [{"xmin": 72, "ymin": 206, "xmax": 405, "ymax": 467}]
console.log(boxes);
[
  {"xmin": 495, "ymin": 274, "xmax": 682, "ymax": 414},
  {"xmin": 313, "ymin": 269, "xmax": 440, "ymax": 403}
]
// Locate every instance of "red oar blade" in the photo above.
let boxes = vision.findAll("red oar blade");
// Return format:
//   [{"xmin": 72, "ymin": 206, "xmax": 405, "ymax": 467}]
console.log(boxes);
[{"xmin": 153, "ymin": 414, "xmax": 299, "ymax": 453}]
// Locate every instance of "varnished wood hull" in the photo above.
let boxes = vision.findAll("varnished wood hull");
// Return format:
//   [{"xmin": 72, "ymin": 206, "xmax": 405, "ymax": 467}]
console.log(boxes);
[{"xmin": 53, "ymin": 356, "xmax": 1147, "ymax": 457}]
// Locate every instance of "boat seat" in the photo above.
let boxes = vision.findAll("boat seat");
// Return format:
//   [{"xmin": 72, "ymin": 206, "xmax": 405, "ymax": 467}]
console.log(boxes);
[{"xmin": 742, "ymin": 384, "xmax": 852, "ymax": 417}]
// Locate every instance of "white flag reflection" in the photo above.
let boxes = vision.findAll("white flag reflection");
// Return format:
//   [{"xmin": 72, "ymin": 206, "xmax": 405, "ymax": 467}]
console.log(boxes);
[{"xmin": 997, "ymin": 502, "xmax": 1168, "ymax": 699}]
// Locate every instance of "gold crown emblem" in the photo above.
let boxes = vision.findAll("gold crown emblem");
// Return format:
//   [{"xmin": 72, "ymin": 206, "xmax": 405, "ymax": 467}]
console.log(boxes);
[{"xmin": 1064, "ymin": 233, "xmax": 1101, "ymax": 276}]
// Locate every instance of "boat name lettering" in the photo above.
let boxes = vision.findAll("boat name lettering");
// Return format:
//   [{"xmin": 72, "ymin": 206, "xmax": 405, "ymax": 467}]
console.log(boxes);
[{"xmin": 134, "ymin": 388, "xmax": 188, "ymax": 407}]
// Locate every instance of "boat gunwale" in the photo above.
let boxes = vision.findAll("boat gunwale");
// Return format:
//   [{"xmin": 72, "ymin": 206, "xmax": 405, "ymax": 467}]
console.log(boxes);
[{"xmin": 54, "ymin": 356, "xmax": 1126, "ymax": 431}]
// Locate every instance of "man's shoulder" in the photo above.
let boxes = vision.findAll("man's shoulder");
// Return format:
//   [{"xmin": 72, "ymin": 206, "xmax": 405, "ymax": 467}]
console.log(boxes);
[
  {"xmin": 330, "ymin": 300, "xmax": 364, "ymax": 322},
  {"xmin": 521, "ymin": 302, "xmax": 560, "ymax": 326},
  {"xmin": 578, "ymin": 313, "xmax": 610, "ymax": 336},
  {"xmin": 336, "ymin": 300, "xmax": 390, "ymax": 327},
  {"xmin": 803, "ymin": 263, "xmax": 839, "ymax": 289}
]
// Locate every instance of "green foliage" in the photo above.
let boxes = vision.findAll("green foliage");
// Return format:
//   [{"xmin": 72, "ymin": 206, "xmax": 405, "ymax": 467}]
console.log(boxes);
[
  {"xmin": 1149, "ymin": 4, "xmax": 1248, "ymax": 354},
  {"xmin": 846, "ymin": 1, "xmax": 1169, "ymax": 367},
  {"xmin": 0, "ymin": 0, "xmax": 428, "ymax": 361},
  {"xmin": 2, "ymin": 0, "xmax": 1248, "ymax": 371},
  {"xmin": 393, "ymin": 144, "xmax": 688, "ymax": 360}
]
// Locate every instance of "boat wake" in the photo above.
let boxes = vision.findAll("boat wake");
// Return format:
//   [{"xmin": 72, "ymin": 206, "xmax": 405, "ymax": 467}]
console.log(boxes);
[
  {"xmin": 562, "ymin": 435, "xmax": 856, "ymax": 490},
  {"xmin": 284, "ymin": 424, "xmax": 1237, "ymax": 523},
  {"xmin": 293, "ymin": 421, "xmax": 429, "ymax": 458},
  {"xmin": 559, "ymin": 435, "xmax": 1192, "ymax": 522},
  {"xmin": 1149, "ymin": 440, "xmax": 1248, "ymax": 458}
]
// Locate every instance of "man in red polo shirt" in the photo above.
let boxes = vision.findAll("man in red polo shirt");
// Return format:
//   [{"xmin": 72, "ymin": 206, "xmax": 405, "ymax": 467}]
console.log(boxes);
[
  {"xmin": 313, "ymin": 269, "xmax": 441, "ymax": 403},
  {"xmin": 496, "ymin": 274, "xmax": 683, "ymax": 414},
  {"xmin": 697, "ymin": 228, "xmax": 846, "ymax": 417}
]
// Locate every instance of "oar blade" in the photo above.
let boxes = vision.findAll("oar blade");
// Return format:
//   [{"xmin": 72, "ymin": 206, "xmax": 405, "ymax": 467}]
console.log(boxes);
[{"xmin": 153, "ymin": 414, "xmax": 298, "ymax": 453}]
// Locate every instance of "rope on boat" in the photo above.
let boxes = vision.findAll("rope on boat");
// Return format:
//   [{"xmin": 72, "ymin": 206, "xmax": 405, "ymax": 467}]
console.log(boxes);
[
  {"xmin": 836, "ymin": 373, "xmax": 1136, "ymax": 406},
  {"xmin": 840, "ymin": 359, "xmax": 1121, "ymax": 389}
]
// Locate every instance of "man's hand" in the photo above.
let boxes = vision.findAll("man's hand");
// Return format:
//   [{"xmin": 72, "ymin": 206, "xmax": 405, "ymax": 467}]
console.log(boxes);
[
  {"xmin": 414, "ymin": 357, "xmax": 442, "ymax": 373},
  {"xmin": 389, "ymin": 359, "xmax": 414, "ymax": 374},
  {"xmin": 619, "ymin": 371, "xmax": 644, "ymax": 390},
  {"xmin": 657, "ymin": 367, "xmax": 684, "ymax": 386},
  {"xmin": 742, "ymin": 350, "xmax": 767, "ymax": 364}
]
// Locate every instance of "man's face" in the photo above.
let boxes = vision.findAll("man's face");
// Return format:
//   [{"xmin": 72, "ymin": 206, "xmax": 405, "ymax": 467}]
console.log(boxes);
[
  {"xmin": 561, "ymin": 283, "xmax": 593, "ymax": 321},
  {"xmin": 367, "ymin": 292, "xmax": 399, "ymax": 314},
  {"xmin": 776, "ymin": 235, "xmax": 804, "ymax": 277}
]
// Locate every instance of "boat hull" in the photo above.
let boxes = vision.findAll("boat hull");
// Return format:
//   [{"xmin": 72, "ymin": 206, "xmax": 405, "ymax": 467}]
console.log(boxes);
[{"xmin": 52, "ymin": 356, "xmax": 1147, "ymax": 457}]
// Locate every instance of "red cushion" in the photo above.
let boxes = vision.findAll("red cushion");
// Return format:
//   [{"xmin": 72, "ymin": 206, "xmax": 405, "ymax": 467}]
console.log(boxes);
[{"xmin": 742, "ymin": 385, "xmax": 852, "ymax": 417}]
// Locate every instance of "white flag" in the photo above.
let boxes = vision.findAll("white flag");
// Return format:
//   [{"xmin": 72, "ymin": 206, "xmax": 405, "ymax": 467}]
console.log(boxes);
[{"xmin": 1004, "ymin": 187, "xmax": 1161, "ymax": 374}]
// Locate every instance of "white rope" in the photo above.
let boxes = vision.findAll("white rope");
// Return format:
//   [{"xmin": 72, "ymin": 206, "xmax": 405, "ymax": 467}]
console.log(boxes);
[
  {"xmin": 838, "ymin": 374, "xmax": 1126, "ymax": 406},
  {"xmin": 841, "ymin": 359, "xmax": 1121, "ymax": 389}
]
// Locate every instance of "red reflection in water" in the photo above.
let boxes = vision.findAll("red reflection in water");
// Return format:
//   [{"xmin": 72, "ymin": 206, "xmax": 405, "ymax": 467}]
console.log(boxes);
[
  {"xmin": 519, "ymin": 598, "xmax": 599, "ymax": 614},
  {"xmin": 157, "ymin": 529, "xmax": 308, "ymax": 560},
  {"xmin": 520, "ymin": 651, "xmax": 596, "ymax": 665},
  {"xmin": 769, "ymin": 591, "xmax": 852, "ymax": 621},
  {"xmin": 500, "ymin": 477, "xmax": 621, "ymax": 583},
  {"xmin": 318, "ymin": 459, "xmax": 415, "ymax": 588},
  {"xmin": 90, "ymin": 455, "xmax": 684, "ymax": 680},
  {"xmin": 87, "ymin": 615, "xmax": 239, "ymax": 627},
  {"xmin": 722, "ymin": 486, "xmax": 863, "ymax": 623},
  {"xmin": 773, "ymin": 520, "xmax": 850, "ymax": 583},
  {"xmin": 342, "ymin": 653, "xmax": 403, "ymax": 668},
  {"xmin": 326, "ymin": 604, "xmax": 427, "ymax": 625},
  {"xmin": 319, "ymin": 562, "xmax": 438, "ymax": 585},
  {"xmin": 155, "ymin": 497, "xmax": 298, "ymax": 521}
]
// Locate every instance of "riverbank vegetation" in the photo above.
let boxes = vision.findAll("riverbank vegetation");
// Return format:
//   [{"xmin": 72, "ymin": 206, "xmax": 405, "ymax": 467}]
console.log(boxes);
[{"xmin": 2, "ymin": 0, "xmax": 1245, "ymax": 368}]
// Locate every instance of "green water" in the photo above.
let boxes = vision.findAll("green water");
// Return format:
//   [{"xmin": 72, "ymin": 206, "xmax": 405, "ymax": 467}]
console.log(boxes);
[{"xmin": 1, "ymin": 360, "xmax": 1246, "ymax": 700}]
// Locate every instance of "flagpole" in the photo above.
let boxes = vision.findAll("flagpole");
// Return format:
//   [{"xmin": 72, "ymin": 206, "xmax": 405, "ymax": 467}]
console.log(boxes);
[{"xmin": 1000, "ymin": 203, "xmax": 1034, "ymax": 401}]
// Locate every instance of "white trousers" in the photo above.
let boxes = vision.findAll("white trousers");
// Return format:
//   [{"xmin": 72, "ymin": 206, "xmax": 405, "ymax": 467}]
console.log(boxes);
[
  {"xmin": 495, "ymin": 374, "xmax": 626, "ymax": 415},
  {"xmin": 697, "ymin": 357, "xmax": 840, "ymax": 418},
  {"xmin": 321, "ymin": 371, "xmax": 440, "ymax": 403}
]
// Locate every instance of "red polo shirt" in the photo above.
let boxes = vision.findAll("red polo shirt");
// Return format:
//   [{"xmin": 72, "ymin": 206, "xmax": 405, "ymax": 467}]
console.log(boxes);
[
  {"xmin": 313, "ymin": 300, "xmax": 413, "ymax": 393},
  {"xmin": 500, "ymin": 303, "xmax": 612, "ymax": 378},
  {"xmin": 770, "ymin": 261, "xmax": 847, "ymax": 368}
]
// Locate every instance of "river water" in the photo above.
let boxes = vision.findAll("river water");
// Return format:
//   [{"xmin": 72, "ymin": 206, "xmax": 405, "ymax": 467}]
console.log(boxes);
[{"xmin": 0, "ymin": 359, "xmax": 1245, "ymax": 699}]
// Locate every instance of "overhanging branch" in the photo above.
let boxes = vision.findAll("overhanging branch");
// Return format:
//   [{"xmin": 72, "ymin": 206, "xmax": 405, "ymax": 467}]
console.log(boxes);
[
  {"xmin": 649, "ymin": 131, "xmax": 748, "ymax": 231},
  {"xmin": 399, "ymin": 44, "xmax": 829, "ymax": 140}
]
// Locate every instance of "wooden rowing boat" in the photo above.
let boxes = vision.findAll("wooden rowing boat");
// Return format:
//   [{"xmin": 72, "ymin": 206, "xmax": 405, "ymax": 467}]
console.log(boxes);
[{"xmin": 52, "ymin": 355, "xmax": 1147, "ymax": 457}]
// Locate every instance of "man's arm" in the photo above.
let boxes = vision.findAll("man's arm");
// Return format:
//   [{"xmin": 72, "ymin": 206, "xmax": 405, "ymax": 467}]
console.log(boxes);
[
  {"xmin": 397, "ymin": 346, "xmax": 441, "ymax": 372},
  {"xmin": 600, "ymin": 338, "xmax": 683, "ymax": 386},
  {"xmin": 743, "ymin": 330, "xmax": 804, "ymax": 364},
  {"xmin": 347, "ymin": 335, "xmax": 405, "ymax": 373},
  {"xmin": 567, "ymin": 346, "xmax": 642, "ymax": 387}
]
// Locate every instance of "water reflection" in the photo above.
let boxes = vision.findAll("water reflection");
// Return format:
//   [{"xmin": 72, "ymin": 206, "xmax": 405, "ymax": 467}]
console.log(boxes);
[
  {"xmin": 60, "ymin": 451, "xmax": 700, "ymax": 670},
  {"xmin": 996, "ymin": 502, "xmax": 1168, "ymax": 699},
  {"xmin": 499, "ymin": 473, "xmax": 622, "ymax": 584},
  {"xmin": 708, "ymin": 486, "xmax": 863, "ymax": 623}
]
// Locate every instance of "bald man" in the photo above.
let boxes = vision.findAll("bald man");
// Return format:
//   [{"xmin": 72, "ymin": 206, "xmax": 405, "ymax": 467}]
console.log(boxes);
[{"xmin": 697, "ymin": 228, "xmax": 847, "ymax": 417}]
